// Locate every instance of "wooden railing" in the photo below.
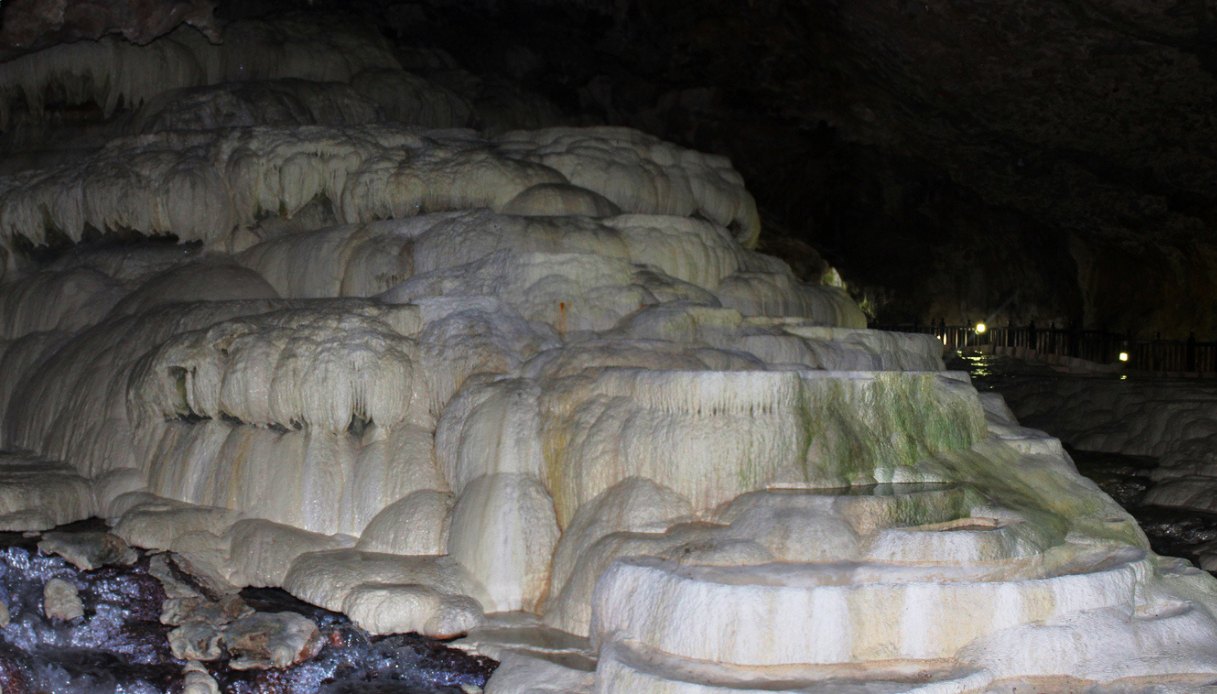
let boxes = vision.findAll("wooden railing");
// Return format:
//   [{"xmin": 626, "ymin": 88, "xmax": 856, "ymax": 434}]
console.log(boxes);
[{"xmin": 874, "ymin": 322, "xmax": 1217, "ymax": 375}]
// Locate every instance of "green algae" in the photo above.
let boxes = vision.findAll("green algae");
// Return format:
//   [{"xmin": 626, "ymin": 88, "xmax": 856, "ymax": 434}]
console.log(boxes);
[{"xmin": 797, "ymin": 372, "xmax": 985, "ymax": 486}]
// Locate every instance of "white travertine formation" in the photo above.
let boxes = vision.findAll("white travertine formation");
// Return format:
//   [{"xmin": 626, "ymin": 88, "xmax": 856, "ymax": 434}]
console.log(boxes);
[
  {"xmin": 0, "ymin": 125, "xmax": 763, "ymax": 264},
  {"xmin": 0, "ymin": 18, "xmax": 400, "ymax": 131},
  {"xmin": 0, "ymin": 267, "xmax": 125, "ymax": 339},
  {"xmin": 113, "ymin": 499, "xmax": 239, "ymax": 551},
  {"xmin": 349, "ymin": 69, "xmax": 475, "ymax": 129},
  {"xmin": 226, "ymin": 519, "xmax": 356, "ymax": 587},
  {"xmin": 356, "ymin": 490, "xmax": 454, "ymax": 555},
  {"xmin": 283, "ymin": 551, "xmax": 489, "ymax": 637},
  {"xmin": 485, "ymin": 652, "xmax": 595, "ymax": 694},
  {"xmin": 0, "ymin": 331, "xmax": 70, "ymax": 431},
  {"xmin": 593, "ymin": 638, "xmax": 994, "ymax": 694},
  {"xmin": 130, "ymin": 304, "xmax": 422, "ymax": 432},
  {"xmin": 496, "ymin": 127, "xmax": 761, "ymax": 246},
  {"xmin": 591, "ymin": 548, "xmax": 1149, "ymax": 665},
  {"xmin": 132, "ymin": 80, "xmax": 386, "ymax": 134},
  {"xmin": 107, "ymin": 258, "xmax": 280, "ymax": 316},
  {"xmin": 0, "ymin": 453, "xmax": 94, "ymax": 530},
  {"xmin": 0, "ymin": 28, "xmax": 1215, "ymax": 690},
  {"xmin": 547, "ymin": 478, "xmax": 694, "ymax": 608},
  {"xmin": 447, "ymin": 473, "xmax": 560, "ymax": 612},
  {"xmin": 996, "ymin": 374, "xmax": 1217, "ymax": 519}
]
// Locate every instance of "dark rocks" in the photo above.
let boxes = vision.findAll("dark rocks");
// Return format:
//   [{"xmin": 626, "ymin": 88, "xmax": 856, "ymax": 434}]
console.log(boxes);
[
  {"xmin": 223, "ymin": 611, "xmax": 323, "ymax": 670},
  {"xmin": 169, "ymin": 607, "xmax": 324, "ymax": 669},
  {"xmin": 38, "ymin": 531, "xmax": 138, "ymax": 571},
  {"xmin": 164, "ymin": 589, "xmax": 321, "ymax": 670},
  {"xmin": 0, "ymin": 0, "xmax": 219, "ymax": 58},
  {"xmin": 162, "ymin": 593, "xmax": 253, "ymax": 627},
  {"xmin": 151, "ymin": 551, "xmax": 321, "ymax": 670},
  {"xmin": 0, "ymin": 523, "xmax": 497, "ymax": 693},
  {"xmin": 169, "ymin": 621, "xmax": 224, "ymax": 661}
]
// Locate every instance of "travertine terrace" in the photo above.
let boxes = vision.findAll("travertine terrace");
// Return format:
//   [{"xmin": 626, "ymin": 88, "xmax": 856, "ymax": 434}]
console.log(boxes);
[{"xmin": 0, "ymin": 13, "xmax": 1216, "ymax": 693}]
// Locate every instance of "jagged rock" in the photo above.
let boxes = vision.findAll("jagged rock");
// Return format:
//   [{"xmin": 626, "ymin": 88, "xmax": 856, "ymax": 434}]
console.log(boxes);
[
  {"xmin": 169, "ymin": 621, "xmax": 224, "ymax": 661},
  {"xmin": 161, "ymin": 594, "xmax": 252, "ymax": 627},
  {"xmin": 182, "ymin": 661, "xmax": 220, "ymax": 694},
  {"xmin": 42, "ymin": 578, "xmax": 83, "ymax": 621},
  {"xmin": 148, "ymin": 553, "xmax": 203, "ymax": 600},
  {"xmin": 0, "ymin": 0, "xmax": 219, "ymax": 57},
  {"xmin": 37, "ymin": 531, "xmax": 137, "ymax": 571},
  {"xmin": 222, "ymin": 612, "xmax": 323, "ymax": 670}
]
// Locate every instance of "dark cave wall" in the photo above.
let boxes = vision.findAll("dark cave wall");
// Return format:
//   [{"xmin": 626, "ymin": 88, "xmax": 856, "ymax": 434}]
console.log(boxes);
[{"xmin": 393, "ymin": 0, "xmax": 1217, "ymax": 338}]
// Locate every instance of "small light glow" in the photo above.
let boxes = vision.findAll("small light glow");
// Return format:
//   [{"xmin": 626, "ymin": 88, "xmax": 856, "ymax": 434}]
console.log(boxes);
[
  {"xmin": 974, "ymin": 322, "xmax": 987, "ymax": 334},
  {"xmin": 1118, "ymin": 352, "xmax": 1129, "ymax": 363}
]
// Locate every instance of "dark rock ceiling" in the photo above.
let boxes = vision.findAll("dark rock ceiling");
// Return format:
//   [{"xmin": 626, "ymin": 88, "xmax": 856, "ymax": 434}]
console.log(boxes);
[{"xmin": 4, "ymin": 0, "xmax": 1216, "ymax": 338}]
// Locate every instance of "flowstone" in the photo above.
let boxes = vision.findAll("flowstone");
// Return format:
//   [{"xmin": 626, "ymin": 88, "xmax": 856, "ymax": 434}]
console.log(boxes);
[{"xmin": 0, "ymin": 19, "xmax": 1216, "ymax": 692}]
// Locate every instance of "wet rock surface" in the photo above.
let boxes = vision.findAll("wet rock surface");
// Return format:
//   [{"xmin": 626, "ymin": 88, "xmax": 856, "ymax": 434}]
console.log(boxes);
[
  {"xmin": 1067, "ymin": 450, "xmax": 1155, "ymax": 509},
  {"xmin": 1065, "ymin": 448, "xmax": 1217, "ymax": 565},
  {"xmin": 163, "ymin": 593, "xmax": 254, "ymax": 628},
  {"xmin": 963, "ymin": 352, "xmax": 1217, "ymax": 572},
  {"xmin": 0, "ymin": 520, "xmax": 497, "ymax": 693},
  {"xmin": 0, "ymin": 524, "xmax": 179, "ymax": 692},
  {"xmin": 223, "ymin": 611, "xmax": 323, "ymax": 670},
  {"xmin": 170, "ymin": 620, "xmax": 225, "ymax": 661}
]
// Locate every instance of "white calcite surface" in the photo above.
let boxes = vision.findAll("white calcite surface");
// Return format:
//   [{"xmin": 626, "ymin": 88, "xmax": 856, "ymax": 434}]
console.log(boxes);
[
  {"xmin": 0, "ymin": 453, "xmax": 95, "ymax": 530},
  {"xmin": 0, "ymin": 124, "xmax": 762, "ymax": 262},
  {"xmin": 996, "ymin": 374, "xmax": 1217, "ymax": 465},
  {"xmin": 0, "ymin": 21, "xmax": 1216, "ymax": 693},
  {"xmin": 0, "ymin": 16, "xmax": 403, "ymax": 137},
  {"xmin": 43, "ymin": 577, "xmax": 84, "ymax": 622},
  {"xmin": 996, "ymin": 372, "xmax": 1217, "ymax": 516}
]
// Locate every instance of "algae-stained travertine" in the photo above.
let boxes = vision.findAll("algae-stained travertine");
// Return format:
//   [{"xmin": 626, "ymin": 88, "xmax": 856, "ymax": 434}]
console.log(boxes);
[{"xmin": 0, "ymin": 19, "xmax": 1216, "ymax": 693}]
